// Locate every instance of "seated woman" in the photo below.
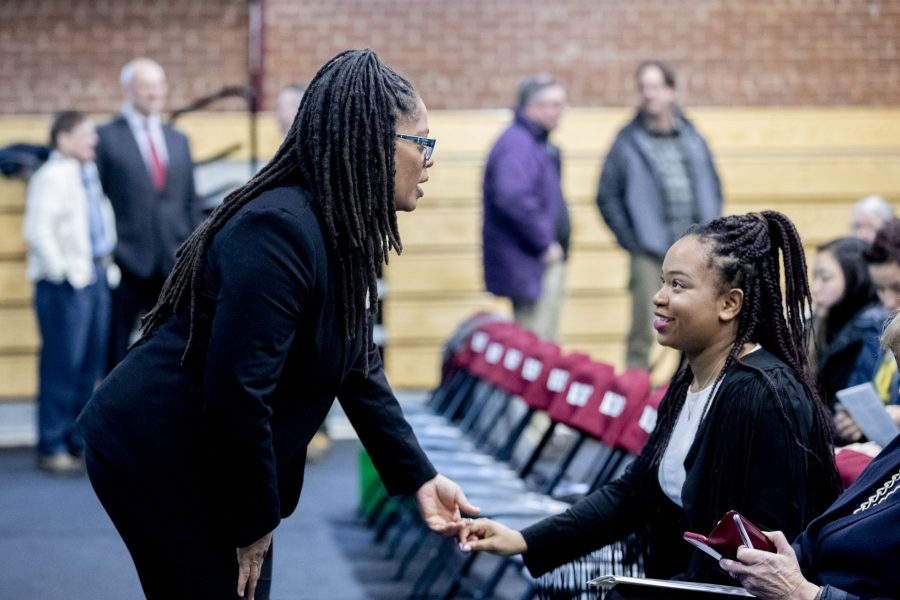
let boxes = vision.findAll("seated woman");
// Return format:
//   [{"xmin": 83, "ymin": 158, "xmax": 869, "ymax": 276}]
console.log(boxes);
[
  {"xmin": 837, "ymin": 219, "xmax": 900, "ymax": 442},
  {"xmin": 722, "ymin": 313, "xmax": 900, "ymax": 599},
  {"xmin": 810, "ymin": 237, "xmax": 886, "ymax": 413},
  {"xmin": 457, "ymin": 212, "xmax": 841, "ymax": 585}
]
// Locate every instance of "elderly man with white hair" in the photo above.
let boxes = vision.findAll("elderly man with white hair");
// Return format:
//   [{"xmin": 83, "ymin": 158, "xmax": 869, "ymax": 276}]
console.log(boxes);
[
  {"xmin": 95, "ymin": 58, "xmax": 199, "ymax": 371},
  {"xmin": 850, "ymin": 194, "xmax": 895, "ymax": 242}
]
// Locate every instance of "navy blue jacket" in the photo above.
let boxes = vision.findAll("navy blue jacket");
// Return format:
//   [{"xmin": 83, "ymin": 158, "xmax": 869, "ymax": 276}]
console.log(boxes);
[
  {"xmin": 78, "ymin": 185, "xmax": 436, "ymax": 547},
  {"xmin": 795, "ymin": 434, "xmax": 900, "ymax": 600}
]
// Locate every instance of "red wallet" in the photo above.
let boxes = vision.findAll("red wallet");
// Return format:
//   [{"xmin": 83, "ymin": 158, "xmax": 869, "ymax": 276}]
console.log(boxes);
[{"xmin": 683, "ymin": 510, "xmax": 776, "ymax": 560}]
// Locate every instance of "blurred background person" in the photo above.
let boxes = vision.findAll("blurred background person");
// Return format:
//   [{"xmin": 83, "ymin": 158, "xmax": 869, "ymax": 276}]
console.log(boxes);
[
  {"xmin": 482, "ymin": 75, "xmax": 570, "ymax": 341},
  {"xmin": 275, "ymin": 83, "xmax": 306, "ymax": 137},
  {"xmin": 837, "ymin": 218, "xmax": 900, "ymax": 442},
  {"xmin": 810, "ymin": 237, "xmax": 886, "ymax": 415},
  {"xmin": 23, "ymin": 111, "xmax": 117, "ymax": 476},
  {"xmin": 97, "ymin": 57, "xmax": 198, "ymax": 371},
  {"xmin": 597, "ymin": 60, "xmax": 722, "ymax": 371},
  {"xmin": 849, "ymin": 194, "xmax": 894, "ymax": 243}
]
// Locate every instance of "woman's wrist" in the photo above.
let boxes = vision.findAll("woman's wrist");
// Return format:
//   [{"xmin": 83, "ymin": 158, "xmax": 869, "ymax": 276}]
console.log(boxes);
[{"xmin": 512, "ymin": 530, "xmax": 528, "ymax": 554}]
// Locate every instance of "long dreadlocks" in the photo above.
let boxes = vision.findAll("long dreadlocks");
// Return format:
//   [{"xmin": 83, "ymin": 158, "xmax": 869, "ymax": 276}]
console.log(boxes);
[{"xmin": 141, "ymin": 49, "xmax": 418, "ymax": 366}]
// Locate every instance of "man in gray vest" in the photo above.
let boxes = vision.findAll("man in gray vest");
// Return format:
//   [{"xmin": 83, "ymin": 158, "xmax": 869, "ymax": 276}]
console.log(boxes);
[{"xmin": 597, "ymin": 60, "xmax": 722, "ymax": 370}]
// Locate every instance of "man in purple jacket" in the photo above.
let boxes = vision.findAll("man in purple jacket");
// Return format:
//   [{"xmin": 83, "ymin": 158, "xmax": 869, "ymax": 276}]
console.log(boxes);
[{"xmin": 482, "ymin": 75, "xmax": 570, "ymax": 341}]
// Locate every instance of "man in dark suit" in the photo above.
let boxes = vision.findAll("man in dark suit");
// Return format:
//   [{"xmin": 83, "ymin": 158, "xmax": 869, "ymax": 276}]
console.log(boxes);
[{"xmin": 96, "ymin": 57, "xmax": 198, "ymax": 370}]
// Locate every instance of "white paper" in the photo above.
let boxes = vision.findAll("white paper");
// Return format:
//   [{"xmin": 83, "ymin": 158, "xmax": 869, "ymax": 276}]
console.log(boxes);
[
  {"xmin": 836, "ymin": 383, "xmax": 900, "ymax": 447},
  {"xmin": 589, "ymin": 575, "xmax": 755, "ymax": 596}
]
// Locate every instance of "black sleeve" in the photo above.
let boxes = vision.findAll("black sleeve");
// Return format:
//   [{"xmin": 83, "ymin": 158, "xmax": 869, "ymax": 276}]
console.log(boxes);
[
  {"xmin": 521, "ymin": 441, "xmax": 656, "ymax": 577},
  {"xmin": 337, "ymin": 335, "xmax": 437, "ymax": 496},
  {"xmin": 201, "ymin": 206, "xmax": 315, "ymax": 547}
]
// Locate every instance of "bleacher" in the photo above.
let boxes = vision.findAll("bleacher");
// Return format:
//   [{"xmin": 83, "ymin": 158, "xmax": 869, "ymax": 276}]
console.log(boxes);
[{"xmin": 0, "ymin": 107, "xmax": 898, "ymax": 398}]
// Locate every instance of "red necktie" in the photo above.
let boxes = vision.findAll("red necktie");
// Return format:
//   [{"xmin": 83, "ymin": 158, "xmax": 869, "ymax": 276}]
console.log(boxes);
[{"xmin": 144, "ymin": 120, "xmax": 167, "ymax": 192}]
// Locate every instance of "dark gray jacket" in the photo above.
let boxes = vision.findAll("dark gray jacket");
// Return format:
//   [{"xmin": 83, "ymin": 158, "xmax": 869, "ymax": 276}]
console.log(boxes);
[
  {"xmin": 96, "ymin": 116, "xmax": 199, "ymax": 279},
  {"xmin": 596, "ymin": 112, "xmax": 722, "ymax": 259}
]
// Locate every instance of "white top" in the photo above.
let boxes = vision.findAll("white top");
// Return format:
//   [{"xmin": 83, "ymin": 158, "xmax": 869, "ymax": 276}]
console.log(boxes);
[
  {"xmin": 658, "ymin": 383, "xmax": 717, "ymax": 507},
  {"xmin": 657, "ymin": 345, "xmax": 762, "ymax": 507},
  {"xmin": 122, "ymin": 102, "xmax": 169, "ymax": 172}
]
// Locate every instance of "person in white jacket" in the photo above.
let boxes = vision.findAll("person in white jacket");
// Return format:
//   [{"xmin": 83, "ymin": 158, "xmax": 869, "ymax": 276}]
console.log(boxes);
[{"xmin": 23, "ymin": 110, "xmax": 118, "ymax": 476}]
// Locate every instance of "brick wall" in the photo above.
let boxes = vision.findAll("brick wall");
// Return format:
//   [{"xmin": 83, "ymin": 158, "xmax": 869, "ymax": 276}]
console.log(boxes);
[
  {"xmin": 1, "ymin": 0, "xmax": 899, "ymax": 114},
  {"xmin": 0, "ymin": 0, "xmax": 249, "ymax": 115}
]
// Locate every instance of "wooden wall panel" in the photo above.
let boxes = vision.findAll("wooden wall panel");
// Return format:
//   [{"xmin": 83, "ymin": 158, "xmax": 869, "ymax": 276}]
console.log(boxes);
[{"xmin": 1, "ymin": 107, "xmax": 899, "ymax": 396}]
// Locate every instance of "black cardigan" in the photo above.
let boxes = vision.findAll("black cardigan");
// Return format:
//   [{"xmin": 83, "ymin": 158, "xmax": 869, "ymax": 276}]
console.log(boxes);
[{"xmin": 521, "ymin": 348, "xmax": 839, "ymax": 583}]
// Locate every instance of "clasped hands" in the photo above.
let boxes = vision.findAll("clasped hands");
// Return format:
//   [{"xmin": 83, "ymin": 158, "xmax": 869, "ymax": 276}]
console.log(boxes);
[{"xmin": 457, "ymin": 517, "xmax": 527, "ymax": 556}]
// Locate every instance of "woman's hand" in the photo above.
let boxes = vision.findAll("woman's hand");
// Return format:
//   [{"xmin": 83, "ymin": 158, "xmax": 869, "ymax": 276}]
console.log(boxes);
[
  {"xmin": 719, "ymin": 531, "xmax": 819, "ymax": 600},
  {"xmin": 237, "ymin": 531, "xmax": 273, "ymax": 600},
  {"xmin": 457, "ymin": 518, "xmax": 528, "ymax": 556},
  {"xmin": 415, "ymin": 474, "xmax": 480, "ymax": 535}
]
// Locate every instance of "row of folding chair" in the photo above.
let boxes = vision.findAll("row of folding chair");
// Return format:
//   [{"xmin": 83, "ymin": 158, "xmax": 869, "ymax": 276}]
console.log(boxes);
[
  {"xmin": 362, "ymin": 314, "xmax": 667, "ymax": 599},
  {"xmin": 433, "ymin": 320, "xmax": 666, "ymax": 599}
]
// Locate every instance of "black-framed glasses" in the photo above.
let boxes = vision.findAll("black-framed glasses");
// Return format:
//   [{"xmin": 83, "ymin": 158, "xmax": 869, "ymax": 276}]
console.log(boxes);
[{"xmin": 395, "ymin": 133, "xmax": 436, "ymax": 161}]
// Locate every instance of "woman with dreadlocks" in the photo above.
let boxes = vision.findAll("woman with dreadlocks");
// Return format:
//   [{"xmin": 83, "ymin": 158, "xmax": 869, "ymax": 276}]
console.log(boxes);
[
  {"xmin": 458, "ymin": 211, "xmax": 841, "ymax": 590},
  {"xmin": 77, "ymin": 49, "xmax": 476, "ymax": 600}
]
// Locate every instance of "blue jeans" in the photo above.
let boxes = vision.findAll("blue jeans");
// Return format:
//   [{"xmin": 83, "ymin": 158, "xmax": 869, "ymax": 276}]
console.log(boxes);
[{"xmin": 34, "ymin": 267, "xmax": 110, "ymax": 456}]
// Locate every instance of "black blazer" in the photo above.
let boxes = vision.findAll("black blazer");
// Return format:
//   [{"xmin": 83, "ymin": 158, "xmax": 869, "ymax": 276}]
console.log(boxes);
[
  {"xmin": 521, "ymin": 348, "xmax": 838, "ymax": 584},
  {"xmin": 78, "ymin": 185, "xmax": 436, "ymax": 547},
  {"xmin": 96, "ymin": 116, "xmax": 198, "ymax": 278}
]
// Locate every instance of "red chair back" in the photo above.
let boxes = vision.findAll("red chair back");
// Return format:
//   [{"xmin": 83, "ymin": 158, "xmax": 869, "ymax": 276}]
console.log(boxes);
[
  {"xmin": 616, "ymin": 382, "xmax": 669, "ymax": 454},
  {"xmin": 550, "ymin": 360, "xmax": 616, "ymax": 433},
  {"xmin": 492, "ymin": 329, "xmax": 541, "ymax": 394},
  {"xmin": 467, "ymin": 322, "xmax": 516, "ymax": 378},
  {"xmin": 522, "ymin": 351, "xmax": 591, "ymax": 411},
  {"xmin": 599, "ymin": 369, "xmax": 652, "ymax": 446},
  {"xmin": 516, "ymin": 342, "xmax": 563, "ymax": 404},
  {"xmin": 447, "ymin": 312, "xmax": 507, "ymax": 369}
]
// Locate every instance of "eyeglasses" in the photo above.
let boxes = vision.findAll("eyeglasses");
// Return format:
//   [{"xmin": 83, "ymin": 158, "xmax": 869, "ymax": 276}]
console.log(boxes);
[{"xmin": 395, "ymin": 133, "xmax": 436, "ymax": 161}]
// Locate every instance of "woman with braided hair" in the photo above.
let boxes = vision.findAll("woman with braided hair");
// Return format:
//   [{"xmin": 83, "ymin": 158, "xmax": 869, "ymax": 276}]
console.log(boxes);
[
  {"xmin": 77, "ymin": 49, "xmax": 477, "ymax": 600},
  {"xmin": 458, "ymin": 211, "xmax": 841, "ymax": 590}
]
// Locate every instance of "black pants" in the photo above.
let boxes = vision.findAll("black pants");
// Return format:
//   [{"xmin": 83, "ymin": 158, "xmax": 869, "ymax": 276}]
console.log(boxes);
[
  {"xmin": 86, "ymin": 446, "xmax": 273, "ymax": 599},
  {"xmin": 107, "ymin": 267, "xmax": 166, "ymax": 373}
]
